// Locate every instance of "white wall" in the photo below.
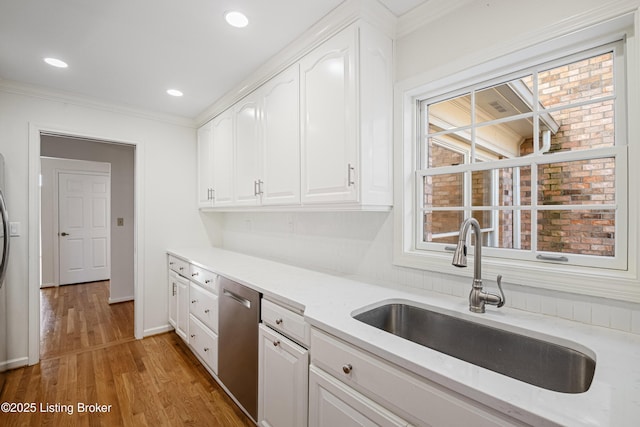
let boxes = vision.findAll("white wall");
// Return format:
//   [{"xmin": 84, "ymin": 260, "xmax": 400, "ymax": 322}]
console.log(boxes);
[
  {"xmin": 213, "ymin": 0, "xmax": 640, "ymax": 334},
  {"xmin": 0, "ymin": 88, "xmax": 216, "ymax": 367}
]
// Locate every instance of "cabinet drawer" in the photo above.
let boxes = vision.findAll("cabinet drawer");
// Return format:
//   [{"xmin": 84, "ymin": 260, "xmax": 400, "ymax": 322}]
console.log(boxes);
[
  {"xmin": 311, "ymin": 329, "xmax": 525, "ymax": 427},
  {"xmin": 189, "ymin": 264, "xmax": 218, "ymax": 292},
  {"xmin": 261, "ymin": 299, "xmax": 310, "ymax": 347},
  {"xmin": 168, "ymin": 255, "xmax": 189, "ymax": 276},
  {"xmin": 189, "ymin": 315, "xmax": 218, "ymax": 374},
  {"xmin": 189, "ymin": 283, "xmax": 218, "ymax": 333}
]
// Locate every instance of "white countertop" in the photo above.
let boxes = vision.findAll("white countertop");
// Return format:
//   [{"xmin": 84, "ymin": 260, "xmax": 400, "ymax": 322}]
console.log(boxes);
[{"xmin": 168, "ymin": 247, "xmax": 640, "ymax": 426}]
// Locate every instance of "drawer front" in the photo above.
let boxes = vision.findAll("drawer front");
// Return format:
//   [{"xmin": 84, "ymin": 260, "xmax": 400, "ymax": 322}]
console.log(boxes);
[
  {"xmin": 311, "ymin": 329, "xmax": 525, "ymax": 427},
  {"xmin": 189, "ymin": 264, "xmax": 218, "ymax": 292},
  {"xmin": 190, "ymin": 283, "xmax": 219, "ymax": 333},
  {"xmin": 189, "ymin": 315, "xmax": 218, "ymax": 374},
  {"xmin": 261, "ymin": 299, "xmax": 310, "ymax": 347},
  {"xmin": 168, "ymin": 255, "xmax": 189, "ymax": 276}
]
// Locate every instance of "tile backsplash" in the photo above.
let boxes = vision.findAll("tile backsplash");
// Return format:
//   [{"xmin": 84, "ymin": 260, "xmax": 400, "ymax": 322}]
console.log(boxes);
[{"xmin": 216, "ymin": 211, "xmax": 640, "ymax": 335}]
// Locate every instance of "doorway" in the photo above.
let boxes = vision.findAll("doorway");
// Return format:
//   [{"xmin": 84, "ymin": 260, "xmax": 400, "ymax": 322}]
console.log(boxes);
[{"xmin": 39, "ymin": 135, "xmax": 136, "ymax": 358}]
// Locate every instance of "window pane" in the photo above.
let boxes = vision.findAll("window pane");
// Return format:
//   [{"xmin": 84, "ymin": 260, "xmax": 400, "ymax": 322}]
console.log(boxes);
[
  {"xmin": 541, "ymin": 101, "xmax": 615, "ymax": 153},
  {"xmin": 537, "ymin": 210, "xmax": 615, "ymax": 256},
  {"xmin": 475, "ymin": 118, "xmax": 534, "ymax": 160},
  {"xmin": 537, "ymin": 158, "xmax": 615, "ymax": 205},
  {"xmin": 536, "ymin": 52, "xmax": 614, "ymax": 109},
  {"xmin": 472, "ymin": 166, "xmax": 532, "ymax": 207},
  {"xmin": 472, "ymin": 210, "xmax": 532, "ymax": 250},
  {"xmin": 475, "ymin": 76, "xmax": 534, "ymax": 124},
  {"xmin": 423, "ymin": 211, "xmax": 464, "ymax": 244},
  {"xmin": 423, "ymin": 174, "xmax": 464, "ymax": 208},
  {"xmin": 428, "ymin": 138, "xmax": 465, "ymax": 167},
  {"xmin": 428, "ymin": 93, "xmax": 471, "ymax": 131}
]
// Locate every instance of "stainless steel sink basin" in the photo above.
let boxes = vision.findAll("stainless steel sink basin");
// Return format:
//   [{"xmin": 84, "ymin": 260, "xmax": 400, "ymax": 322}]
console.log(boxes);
[{"xmin": 353, "ymin": 303, "xmax": 596, "ymax": 393}]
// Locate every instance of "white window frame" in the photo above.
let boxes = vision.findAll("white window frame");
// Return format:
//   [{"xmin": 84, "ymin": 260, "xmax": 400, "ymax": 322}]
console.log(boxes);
[{"xmin": 394, "ymin": 12, "xmax": 640, "ymax": 302}]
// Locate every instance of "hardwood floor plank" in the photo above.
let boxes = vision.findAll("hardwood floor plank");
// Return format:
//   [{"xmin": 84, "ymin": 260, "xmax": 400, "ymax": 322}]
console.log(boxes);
[{"xmin": 1, "ymin": 281, "xmax": 254, "ymax": 426}]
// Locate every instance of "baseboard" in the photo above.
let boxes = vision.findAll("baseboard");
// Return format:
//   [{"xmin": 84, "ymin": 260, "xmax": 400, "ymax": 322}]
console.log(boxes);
[
  {"xmin": 1, "ymin": 356, "xmax": 29, "ymax": 371},
  {"xmin": 40, "ymin": 282, "xmax": 56, "ymax": 289},
  {"xmin": 108, "ymin": 295, "xmax": 134, "ymax": 304},
  {"xmin": 144, "ymin": 324, "xmax": 174, "ymax": 337}
]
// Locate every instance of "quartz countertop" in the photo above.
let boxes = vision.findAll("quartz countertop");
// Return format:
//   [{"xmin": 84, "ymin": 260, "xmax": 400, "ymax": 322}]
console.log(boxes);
[{"xmin": 167, "ymin": 246, "xmax": 640, "ymax": 426}]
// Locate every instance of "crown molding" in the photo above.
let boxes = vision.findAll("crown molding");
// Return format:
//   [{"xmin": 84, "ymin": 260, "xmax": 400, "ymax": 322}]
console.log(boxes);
[
  {"xmin": 396, "ymin": 0, "xmax": 474, "ymax": 39},
  {"xmin": 194, "ymin": 0, "xmax": 396, "ymax": 127},
  {"xmin": 0, "ymin": 78, "xmax": 196, "ymax": 129}
]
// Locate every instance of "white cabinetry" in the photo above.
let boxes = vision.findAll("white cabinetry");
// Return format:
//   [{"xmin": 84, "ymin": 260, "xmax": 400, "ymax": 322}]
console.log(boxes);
[
  {"xmin": 211, "ymin": 109, "xmax": 235, "ymax": 206},
  {"xmin": 188, "ymin": 264, "xmax": 219, "ymax": 375},
  {"xmin": 197, "ymin": 121, "xmax": 215, "ymax": 208},
  {"xmin": 310, "ymin": 329, "xmax": 526, "ymax": 427},
  {"xmin": 258, "ymin": 299, "xmax": 309, "ymax": 427},
  {"xmin": 300, "ymin": 22, "xmax": 392, "ymax": 208},
  {"xmin": 234, "ymin": 92, "xmax": 262, "ymax": 206},
  {"xmin": 168, "ymin": 255, "xmax": 189, "ymax": 342},
  {"xmin": 261, "ymin": 65, "xmax": 301, "ymax": 206}
]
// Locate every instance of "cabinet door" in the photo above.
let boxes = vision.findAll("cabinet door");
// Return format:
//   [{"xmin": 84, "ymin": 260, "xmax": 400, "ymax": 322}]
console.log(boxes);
[
  {"xmin": 235, "ymin": 93, "xmax": 262, "ymax": 206},
  {"xmin": 211, "ymin": 110, "xmax": 235, "ymax": 206},
  {"xmin": 168, "ymin": 271, "xmax": 178, "ymax": 328},
  {"xmin": 176, "ymin": 274, "xmax": 189, "ymax": 342},
  {"xmin": 308, "ymin": 366, "xmax": 407, "ymax": 427},
  {"xmin": 197, "ymin": 121, "xmax": 215, "ymax": 208},
  {"xmin": 300, "ymin": 25, "xmax": 358, "ymax": 204},
  {"xmin": 262, "ymin": 65, "xmax": 301, "ymax": 206},
  {"xmin": 258, "ymin": 324, "xmax": 309, "ymax": 427}
]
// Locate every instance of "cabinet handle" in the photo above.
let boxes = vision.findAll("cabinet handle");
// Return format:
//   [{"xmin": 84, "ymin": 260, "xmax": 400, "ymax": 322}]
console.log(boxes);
[
  {"xmin": 205, "ymin": 279, "xmax": 211, "ymax": 284},
  {"xmin": 172, "ymin": 282, "xmax": 176, "ymax": 296},
  {"xmin": 254, "ymin": 180, "xmax": 259, "ymax": 196},
  {"xmin": 179, "ymin": 267, "xmax": 184, "ymax": 271},
  {"xmin": 192, "ymin": 272, "xmax": 199, "ymax": 277},
  {"xmin": 275, "ymin": 318, "xmax": 283, "ymax": 325},
  {"xmin": 273, "ymin": 340, "xmax": 280, "ymax": 347},
  {"xmin": 258, "ymin": 179, "xmax": 264, "ymax": 196},
  {"xmin": 191, "ymin": 299, "xmax": 198, "ymax": 304},
  {"xmin": 347, "ymin": 163, "xmax": 355, "ymax": 186},
  {"xmin": 204, "ymin": 347, "xmax": 210, "ymax": 352},
  {"xmin": 342, "ymin": 364, "xmax": 353, "ymax": 374},
  {"xmin": 169, "ymin": 262, "xmax": 174, "ymax": 265},
  {"xmin": 204, "ymin": 309, "xmax": 210, "ymax": 314},
  {"xmin": 190, "ymin": 334, "xmax": 196, "ymax": 338}
]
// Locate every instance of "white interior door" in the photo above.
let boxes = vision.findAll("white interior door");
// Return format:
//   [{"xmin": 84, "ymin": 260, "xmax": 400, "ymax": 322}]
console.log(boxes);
[{"xmin": 58, "ymin": 172, "xmax": 110, "ymax": 285}]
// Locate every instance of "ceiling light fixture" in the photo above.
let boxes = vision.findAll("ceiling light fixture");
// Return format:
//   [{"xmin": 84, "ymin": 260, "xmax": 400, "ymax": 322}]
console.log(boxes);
[
  {"xmin": 225, "ymin": 11, "xmax": 249, "ymax": 28},
  {"xmin": 44, "ymin": 57, "xmax": 68, "ymax": 68},
  {"xmin": 167, "ymin": 89, "xmax": 183, "ymax": 97}
]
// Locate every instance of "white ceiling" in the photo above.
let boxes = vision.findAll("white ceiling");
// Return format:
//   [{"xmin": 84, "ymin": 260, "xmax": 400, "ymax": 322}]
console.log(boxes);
[{"xmin": 0, "ymin": 0, "xmax": 425, "ymax": 119}]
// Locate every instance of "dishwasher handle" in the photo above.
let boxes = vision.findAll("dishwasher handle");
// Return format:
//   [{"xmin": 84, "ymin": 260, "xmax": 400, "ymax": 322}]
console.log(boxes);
[{"xmin": 223, "ymin": 288, "xmax": 252, "ymax": 309}]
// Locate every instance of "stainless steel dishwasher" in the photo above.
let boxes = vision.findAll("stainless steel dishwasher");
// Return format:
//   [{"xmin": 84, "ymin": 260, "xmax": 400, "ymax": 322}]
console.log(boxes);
[{"xmin": 218, "ymin": 276, "xmax": 261, "ymax": 422}]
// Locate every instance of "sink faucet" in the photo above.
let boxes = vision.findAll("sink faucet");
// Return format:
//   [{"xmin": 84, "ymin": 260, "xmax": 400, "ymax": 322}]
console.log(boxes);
[{"xmin": 451, "ymin": 218, "xmax": 505, "ymax": 313}]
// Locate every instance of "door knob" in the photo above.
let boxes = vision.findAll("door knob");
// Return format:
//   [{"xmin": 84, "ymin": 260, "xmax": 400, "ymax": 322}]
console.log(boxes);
[{"xmin": 60, "ymin": 232, "xmax": 69, "ymax": 236}]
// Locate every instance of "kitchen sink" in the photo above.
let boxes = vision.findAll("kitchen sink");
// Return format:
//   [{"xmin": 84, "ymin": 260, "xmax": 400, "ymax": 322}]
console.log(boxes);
[{"xmin": 353, "ymin": 302, "xmax": 596, "ymax": 393}]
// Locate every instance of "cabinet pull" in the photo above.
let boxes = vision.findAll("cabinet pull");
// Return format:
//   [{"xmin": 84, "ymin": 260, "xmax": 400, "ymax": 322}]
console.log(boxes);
[
  {"xmin": 536, "ymin": 254, "xmax": 569, "ymax": 262},
  {"xmin": 179, "ymin": 267, "xmax": 184, "ymax": 271},
  {"xmin": 172, "ymin": 282, "xmax": 176, "ymax": 296},
  {"xmin": 342, "ymin": 364, "xmax": 353, "ymax": 374},
  {"xmin": 192, "ymin": 272, "xmax": 199, "ymax": 277},
  {"xmin": 273, "ymin": 340, "xmax": 280, "ymax": 347},
  {"xmin": 204, "ymin": 309, "xmax": 210, "ymax": 314},
  {"xmin": 191, "ymin": 299, "xmax": 198, "ymax": 304},
  {"xmin": 275, "ymin": 318, "xmax": 283, "ymax": 325},
  {"xmin": 205, "ymin": 279, "xmax": 211, "ymax": 284},
  {"xmin": 190, "ymin": 334, "xmax": 196, "ymax": 338},
  {"xmin": 169, "ymin": 262, "xmax": 174, "ymax": 265},
  {"xmin": 347, "ymin": 163, "xmax": 355, "ymax": 186},
  {"xmin": 204, "ymin": 347, "xmax": 210, "ymax": 352}
]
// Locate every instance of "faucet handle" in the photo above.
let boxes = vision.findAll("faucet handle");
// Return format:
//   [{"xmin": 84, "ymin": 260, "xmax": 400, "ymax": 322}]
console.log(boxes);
[{"xmin": 496, "ymin": 274, "xmax": 506, "ymax": 308}]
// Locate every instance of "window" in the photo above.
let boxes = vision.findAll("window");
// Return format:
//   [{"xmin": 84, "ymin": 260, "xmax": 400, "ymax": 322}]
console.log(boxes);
[
  {"xmin": 395, "ymin": 13, "xmax": 639, "ymax": 301},
  {"xmin": 417, "ymin": 44, "xmax": 626, "ymax": 270}
]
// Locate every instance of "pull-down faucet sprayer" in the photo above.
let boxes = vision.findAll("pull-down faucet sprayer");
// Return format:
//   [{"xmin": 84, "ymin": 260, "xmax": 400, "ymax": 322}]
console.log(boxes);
[{"xmin": 452, "ymin": 218, "xmax": 506, "ymax": 313}]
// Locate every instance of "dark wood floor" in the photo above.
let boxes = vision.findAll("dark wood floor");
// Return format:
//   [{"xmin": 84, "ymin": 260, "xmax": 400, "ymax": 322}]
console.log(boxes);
[{"xmin": 0, "ymin": 281, "xmax": 254, "ymax": 426}]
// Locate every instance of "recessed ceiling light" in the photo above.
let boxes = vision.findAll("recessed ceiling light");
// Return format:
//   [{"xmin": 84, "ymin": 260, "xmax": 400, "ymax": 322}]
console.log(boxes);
[
  {"xmin": 167, "ymin": 89, "xmax": 183, "ymax": 97},
  {"xmin": 225, "ymin": 11, "xmax": 249, "ymax": 28},
  {"xmin": 44, "ymin": 57, "xmax": 68, "ymax": 68}
]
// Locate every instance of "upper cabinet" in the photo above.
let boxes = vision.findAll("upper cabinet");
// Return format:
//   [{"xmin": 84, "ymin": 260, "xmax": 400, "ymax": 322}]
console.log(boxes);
[
  {"xmin": 197, "ymin": 20, "xmax": 392, "ymax": 211},
  {"xmin": 210, "ymin": 109, "xmax": 235, "ymax": 207}
]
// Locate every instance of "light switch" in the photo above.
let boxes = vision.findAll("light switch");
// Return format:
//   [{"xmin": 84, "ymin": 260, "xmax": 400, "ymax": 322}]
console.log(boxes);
[
  {"xmin": 117, "ymin": 218, "xmax": 124, "ymax": 226},
  {"xmin": 10, "ymin": 222, "xmax": 20, "ymax": 237}
]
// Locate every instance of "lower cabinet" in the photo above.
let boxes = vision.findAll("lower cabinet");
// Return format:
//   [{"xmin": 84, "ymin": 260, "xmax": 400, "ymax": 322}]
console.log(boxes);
[
  {"xmin": 189, "ymin": 315, "xmax": 219, "ymax": 374},
  {"xmin": 309, "ymin": 365, "xmax": 408, "ymax": 427}
]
